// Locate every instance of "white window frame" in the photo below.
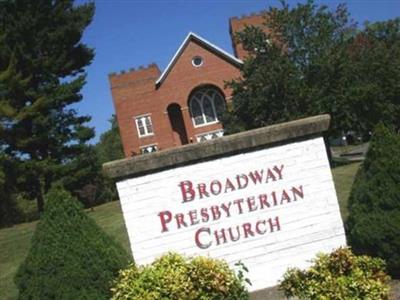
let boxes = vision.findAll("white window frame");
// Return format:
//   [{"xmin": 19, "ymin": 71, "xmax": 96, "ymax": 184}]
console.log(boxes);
[
  {"xmin": 135, "ymin": 114, "xmax": 154, "ymax": 138},
  {"xmin": 189, "ymin": 88, "xmax": 225, "ymax": 128},
  {"xmin": 192, "ymin": 56, "xmax": 203, "ymax": 67}
]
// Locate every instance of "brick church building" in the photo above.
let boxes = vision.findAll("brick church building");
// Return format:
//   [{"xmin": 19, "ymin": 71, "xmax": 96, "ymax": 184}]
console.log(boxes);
[{"xmin": 109, "ymin": 12, "xmax": 266, "ymax": 157}]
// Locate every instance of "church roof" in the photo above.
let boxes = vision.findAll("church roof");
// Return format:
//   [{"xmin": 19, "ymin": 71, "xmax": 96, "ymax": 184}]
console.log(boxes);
[{"xmin": 155, "ymin": 32, "xmax": 243, "ymax": 87}]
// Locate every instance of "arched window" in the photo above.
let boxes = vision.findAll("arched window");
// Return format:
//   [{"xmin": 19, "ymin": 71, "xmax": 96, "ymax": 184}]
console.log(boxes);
[{"xmin": 189, "ymin": 87, "xmax": 226, "ymax": 126}]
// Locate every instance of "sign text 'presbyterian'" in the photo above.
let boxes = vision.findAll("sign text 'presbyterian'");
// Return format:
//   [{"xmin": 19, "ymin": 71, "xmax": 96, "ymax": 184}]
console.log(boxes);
[{"xmin": 157, "ymin": 164, "xmax": 304, "ymax": 249}]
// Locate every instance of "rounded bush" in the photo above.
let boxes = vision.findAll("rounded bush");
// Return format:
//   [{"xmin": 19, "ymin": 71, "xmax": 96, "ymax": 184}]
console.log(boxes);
[
  {"xmin": 347, "ymin": 123, "xmax": 400, "ymax": 277},
  {"xmin": 15, "ymin": 185, "xmax": 130, "ymax": 299},
  {"xmin": 111, "ymin": 253, "xmax": 249, "ymax": 300},
  {"xmin": 280, "ymin": 247, "xmax": 390, "ymax": 300}
]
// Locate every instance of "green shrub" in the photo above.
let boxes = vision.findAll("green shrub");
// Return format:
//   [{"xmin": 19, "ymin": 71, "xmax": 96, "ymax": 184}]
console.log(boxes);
[
  {"xmin": 280, "ymin": 247, "xmax": 390, "ymax": 300},
  {"xmin": 14, "ymin": 185, "xmax": 130, "ymax": 299},
  {"xmin": 347, "ymin": 123, "xmax": 400, "ymax": 277},
  {"xmin": 111, "ymin": 252, "xmax": 249, "ymax": 300}
]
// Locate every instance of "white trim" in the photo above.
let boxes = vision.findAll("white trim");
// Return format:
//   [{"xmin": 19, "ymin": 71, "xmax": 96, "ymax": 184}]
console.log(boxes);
[
  {"xmin": 195, "ymin": 129, "xmax": 224, "ymax": 138},
  {"xmin": 191, "ymin": 56, "xmax": 203, "ymax": 67},
  {"xmin": 190, "ymin": 87, "xmax": 225, "ymax": 127},
  {"xmin": 134, "ymin": 114, "xmax": 154, "ymax": 138},
  {"xmin": 193, "ymin": 120, "xmax": 220, "ymax": 128},
  {"xmin": 155, "ymin": 32, "xmax": 243, "ymax": 86}
]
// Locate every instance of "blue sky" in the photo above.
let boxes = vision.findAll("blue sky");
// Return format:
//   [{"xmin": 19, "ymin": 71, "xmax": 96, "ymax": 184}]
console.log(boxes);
[{"xmin": 75, "ymin": 0, "xmax": 400, "ymax": 142}]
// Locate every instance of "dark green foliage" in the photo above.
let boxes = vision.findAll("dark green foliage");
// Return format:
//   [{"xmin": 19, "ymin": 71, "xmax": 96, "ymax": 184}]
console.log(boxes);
[
  {"xmin": 280, "ymin": 247, "xmax": 390, "ymax": 299},
  {"xmin": 93, "ymin": 115, "xmax": 125, "ymax": 203},
  {"xmin": 223, "ymin": 1, "xmax": 400, "ymax": 137},
  {"xmin": 15, "ymin": 186, "xmax": 130, "ymax": 299},
  {"xmin": 223, "ymin": 0, "xmax": 355, "ymax": 135},
  {"xmin": 344, "ymin": 19, "xmax": 400, "ymax": 134},
  {"xmin": 62, "ymin": 145, "xmax": 113, "ymax": 208},
  {"xmin": 0, "ymin": 153, "xmax": 18, "ymax": 226},
  {"xmin": 0, "ymin": 0, "xmax": 95, "ymax": 213},
  {"xmin": 347, "ymin": 124, "xmax": 400, "ymax": 277},
  {"xmin": 112, "ymin": 253, "xmax": 249, "ymax": 300},
  {"xmin": 96, "ymin": 115, "xmax": 124, "ymax": 165}
]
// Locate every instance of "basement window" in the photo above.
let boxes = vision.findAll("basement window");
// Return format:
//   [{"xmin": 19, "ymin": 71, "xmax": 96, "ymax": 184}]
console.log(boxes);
[
  {"xmin": 196, "ymin": 130, "xmax": 224, "ymax": 142},
  {"xmin": 140, "ymin": 144, "xmax": 158, "ymax": 154}
]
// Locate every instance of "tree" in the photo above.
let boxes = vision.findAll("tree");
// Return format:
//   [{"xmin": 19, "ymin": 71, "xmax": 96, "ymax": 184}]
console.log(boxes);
[
  {"xmin": 344, "ymin": 19, "xmax": 400, "ymax": 135},
  {"xmin": 0, "ymin": 0, "xmax": 95, "ymax": 213},
  {"xmin": 15, "ymin": 185, "xmax": 130, "ymax": 299},
  {"xmin": 62, "ymin": 145, "xmax": 105, "ymax": 208},
  {"xmin": 347, "ymin": 124, "xmax": 400, "ymax": 278},
  {"xmin": 0, "ymin": 153, "xmax": 18, "ymax": 226},
  {"xmin": 223, "ymin": 1, "xmax": 355, "ymax": 135},
  {"xmin": 92, "ymin": 115, "xmax": 124, "ymax": 204},
  {"xmin": 223, "ymin": 1, "xmax": 400, "ymax": 137},
  {"xmin": 96, "ymin": 115, "xmax": 124, "ymax": 164}
]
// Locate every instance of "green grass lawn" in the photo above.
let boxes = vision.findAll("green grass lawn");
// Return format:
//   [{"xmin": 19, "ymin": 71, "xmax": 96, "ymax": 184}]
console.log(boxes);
[
  {"xmin": 0, "ymin": 163, "xmax": 361, "ymax": 300},
  {"xmin": 332, "ymin": 162, "xmax": 361, "ymax": 221},
  {"xmin": 0, "ymin": 201, "xmax": 130, "ymax": 300}
]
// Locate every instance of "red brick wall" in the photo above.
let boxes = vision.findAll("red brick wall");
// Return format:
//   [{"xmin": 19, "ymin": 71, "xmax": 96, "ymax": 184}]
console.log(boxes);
[
  {"xmin": 110, "ymin": 12, "xmax": 270, "ymax": 158},
  {"xmin": 109, "ymin": 40, "xmax": 241, "ymax": 157}
]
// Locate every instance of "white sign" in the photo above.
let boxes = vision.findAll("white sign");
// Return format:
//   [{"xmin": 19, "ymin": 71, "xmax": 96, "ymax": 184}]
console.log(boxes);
[{"xmin": 116, "ymin": 137, "xmax": 346, "ymax": 291}]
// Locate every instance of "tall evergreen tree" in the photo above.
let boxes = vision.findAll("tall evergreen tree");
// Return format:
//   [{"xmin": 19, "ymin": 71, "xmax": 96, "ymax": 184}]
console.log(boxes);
[
  {"xmin": 0, "ymin": 1, "xmax": 95, "ymax": 212},
  {"xmin": 96, "ymin": 115, "xmax": 124, "ymax": 164},
  {"xmin": 347, "ymin": 124, "xmax": 400, "ymax": 277}
]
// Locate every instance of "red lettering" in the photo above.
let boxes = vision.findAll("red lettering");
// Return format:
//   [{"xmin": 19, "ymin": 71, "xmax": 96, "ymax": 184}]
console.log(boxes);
[
  {"xmin": 236, "ymin": 174, "xmax": 248, "ymax": 189},
  {"xmin": 214, "ymin": 228, "xmax": 227, "ymax": 245},
  {"xmin": 258, "ymin": 194, "xmax": 270, "ymax": 209},
  {"xmin": 158, "ymin": 210, "xmax": 172, "ymax": 233},
  {"xmin": 224, "ymin": 178, "xmax": 236, "ymax": 193},
  {"xmin": 228, "ymin": 226, "xmax": 240, "ymax": 242},
  {"xmin": 200, "ymin": 208, "xmax": 209, "ymax": 222},
  {"xmin": 179, "ymin": 181, "xmax": 195, "ymax": 203},
  {"xmin": 188, "ymin": 210, "xmax": 199, "ymax": 226},
  {"xmin": 248, "ymin": 170, "xmax": 264, "ymax": 185},
  {"xmin": 273, "ymin": 164, "xmax": 284, "ymax": 179},
  {"xmin": 265, "ymin": 169, "xmax": 276, "ymax": 182},
  {"xmin": 175, "ymin": 213, "xmax": 187, "ymax": 229},
  {"xmin": 233, "ymin": 198, "xmax": 244, "ymax": 214},
  {"xmin": 195, "ymin": 227, "xmax": 212, "ymax": 249},
  {"xmin": 242, "ymin": 222, "xmax": 254, "ymax": 238},
  {"xmin": 197, "ymin": 183, "xmax": 209, "ymax": 199},
  {"xmin": 271, "ymin": 191, "xmax": 278, "ymax": 206},
  {"xmin": 292, "ymin": 185, "xmax": 304, "ymax": 201},
  {"xmin": 247, "ymin": 196, "xmax": 258, "ymax": 212},
  {"xmin": 211, "ymin": 205, "xmax": 221, "ymax": 220},
  {"xmin": 280, "ymin": 189, "xmax": 291, "ymax": 204},
  {"xmin": 268, "ymin": 216, "xmax": 281, "ymax": 232},
  {"xmin": 220, "ymin": 202, "xmax": 232, "ymax": 217},
  {"xmin": 256, "ymin": 220, "xmax": 267, "ymax": 234},
  {"xmin": 210, "ymin": 180, "xmax": 222, "ymax": 195}
]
